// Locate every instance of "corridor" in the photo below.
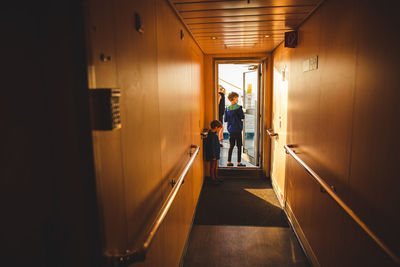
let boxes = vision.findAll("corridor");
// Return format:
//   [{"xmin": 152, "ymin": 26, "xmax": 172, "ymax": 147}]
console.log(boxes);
[{"xmin": 3, "ymin": 0, "xmax": 400, "ymax": 266}]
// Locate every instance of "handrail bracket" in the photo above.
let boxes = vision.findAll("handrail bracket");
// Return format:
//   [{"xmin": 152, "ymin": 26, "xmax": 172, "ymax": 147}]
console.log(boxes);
[{"xmin": 107, "ymin": 249, "xmax": 145, "ymax": 266}]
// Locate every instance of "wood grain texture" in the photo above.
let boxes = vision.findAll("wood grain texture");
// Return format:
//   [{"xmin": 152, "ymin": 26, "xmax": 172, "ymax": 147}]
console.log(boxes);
[
  {"xmin": 173, "ymin": 0, "xmax": 320, "ymax": 11},
  {"xmin": 85, "ymin": 0, "xmax": 118, "ymax": 88},
  {"xmin": 169, "ymin": 0, "xmax": 323, "ymax": 54},
  {"xmin": 202, "ymin": 46, "xmax": 278, "ymax": 54},
  {"xmin": 91, "ymin": 131, "xmax": 128, "ymax": 252},
  {"xmin": 188, "ymin": 20, "xmax": 292, "ymax": 30},
  {"xmin": 190, "ymin": 25, "xmax": 291, "ymax": 34},
  {"xmin": 180, "ymin": 6, "xmax": 312, "ymax": 19},
  {"xmin": 86, "ymin": 0, "xmax": 205, "ymax": 266},
  {"xmin": 347, "ymin": 0, "xmax": 400, "ymax": 259},
  {"xmin": 273, "ymin": 0, "xmax": 400, "ymax": 265},
  {"xmin": 195, "ymin": 33, "xmax": 285, "ymax": 39},
  {"xmin": 184, "ymin": 14, "xmax": 304, "ymax": 25}
]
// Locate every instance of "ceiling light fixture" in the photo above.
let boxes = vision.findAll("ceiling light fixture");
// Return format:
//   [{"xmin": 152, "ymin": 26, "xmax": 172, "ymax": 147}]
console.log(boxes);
[
  {"xmin": 211, "ymin": 36, "xmax": 217, "ymax": 40},
  {"xmin": 264, "ymin": 35, "xmax": 270, "ymax": 38}
]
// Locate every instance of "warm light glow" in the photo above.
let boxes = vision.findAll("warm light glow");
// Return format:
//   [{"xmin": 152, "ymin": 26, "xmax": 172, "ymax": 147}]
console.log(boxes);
[
  {"xmin": 264, "ymin": 35, "xmax": 270, "ymax": 38},
  {"xmin": 243, "ymin": 189, "xmax": 281, "ymax": 208},
  {"xmin": 271, "ymin": 66, "xmax": 288, "ymax": 199},
  {"xmin": 211, "ymin": 36, "xmax": 217, "ymax": 40}
]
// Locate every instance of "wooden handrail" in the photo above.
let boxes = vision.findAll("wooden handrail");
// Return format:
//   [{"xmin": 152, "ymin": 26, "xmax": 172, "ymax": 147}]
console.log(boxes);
[{"xmin": 106, "ymin": 145, "xmax": 200, "ymax": 265}]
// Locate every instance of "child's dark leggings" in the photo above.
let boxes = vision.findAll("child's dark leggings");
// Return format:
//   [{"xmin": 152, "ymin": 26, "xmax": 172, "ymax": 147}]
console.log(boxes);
[
  {"xmin": 210, "ymin": 160, "xmax": 218, "ymax": 179},
  {"xmin": 228, "ymin": 133, "xmax": 242, "ymax": 162}
]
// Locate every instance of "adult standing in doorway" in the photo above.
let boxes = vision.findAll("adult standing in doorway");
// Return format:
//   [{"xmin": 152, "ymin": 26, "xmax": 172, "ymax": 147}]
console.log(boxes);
[{"xmin": 218, "ymin": 85, "xmax": 226, "ymax": 146}]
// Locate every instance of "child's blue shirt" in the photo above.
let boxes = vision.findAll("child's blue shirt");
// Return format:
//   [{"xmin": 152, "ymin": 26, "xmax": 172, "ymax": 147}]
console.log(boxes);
[
  {"xmin": 204, "ymin": 130, "xmax": 220, "ymax": 161},
  {"xmin": 224, "ymin": 104, "xmax": 245, "ymax": 134}
]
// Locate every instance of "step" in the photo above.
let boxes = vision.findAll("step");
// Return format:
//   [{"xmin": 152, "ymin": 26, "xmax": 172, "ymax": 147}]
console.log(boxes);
[{"xmin": 217, "ymin": 167, "xmax": 265, "ymax": 178}]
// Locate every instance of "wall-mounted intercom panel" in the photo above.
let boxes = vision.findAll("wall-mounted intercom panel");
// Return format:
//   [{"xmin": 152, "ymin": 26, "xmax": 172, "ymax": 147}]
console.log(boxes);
[{"xmin": 89, "ymin": 88, "xmax": 121, "ymax": 130}]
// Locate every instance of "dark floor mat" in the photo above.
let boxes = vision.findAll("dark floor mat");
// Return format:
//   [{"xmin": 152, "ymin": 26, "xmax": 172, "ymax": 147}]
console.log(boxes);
[
  {"xmin": 194, "ymin": 179, "xmax": 289, "ymax": 227},
  {"xmin": 183, "ymin": 225, "xmax": 310, "ymax": 267}
]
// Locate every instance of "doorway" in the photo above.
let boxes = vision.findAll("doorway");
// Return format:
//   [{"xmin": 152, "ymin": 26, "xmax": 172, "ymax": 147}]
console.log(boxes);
[{"xmin": 215, "ymin": 60, "xmax": 264, "ymax": 168}]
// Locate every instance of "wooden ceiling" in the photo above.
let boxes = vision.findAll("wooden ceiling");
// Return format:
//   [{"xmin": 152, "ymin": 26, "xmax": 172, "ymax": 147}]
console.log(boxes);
[{"xmin": 169, "ymin": 0, "xmax": 323, "ymax": 54}]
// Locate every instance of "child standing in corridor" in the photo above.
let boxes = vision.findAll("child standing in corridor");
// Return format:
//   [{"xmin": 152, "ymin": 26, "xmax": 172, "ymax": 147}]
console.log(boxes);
[
  {"xmin": 224, "ymin": 92, "xmax": 246, "ymax": 167},
  {"xmin": 205, "ymin": 120, "xmax": 223, "ymax": 184}
]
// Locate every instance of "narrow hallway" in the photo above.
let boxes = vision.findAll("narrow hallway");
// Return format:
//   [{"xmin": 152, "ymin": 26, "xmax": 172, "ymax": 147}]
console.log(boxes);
[
  {"xmin": 4, "ymin": 0, "xmax": 400, "ymax": 266},
  {"xmin": 182, "ymin": 178, "xmax": 309, "ymax": 266}
]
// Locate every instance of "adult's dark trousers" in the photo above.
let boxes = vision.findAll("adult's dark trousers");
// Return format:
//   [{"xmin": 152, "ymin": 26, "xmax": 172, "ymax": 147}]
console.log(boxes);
[{"xmin": 228, "ymin": 132, "xmax": 242, "ymax": 162}]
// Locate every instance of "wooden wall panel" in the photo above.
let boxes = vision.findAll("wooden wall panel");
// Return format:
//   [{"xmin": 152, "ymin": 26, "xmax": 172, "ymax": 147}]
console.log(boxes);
[
  {"xmin": 157, "ymin": 0, "xmax": 193, "ymax": 180},
  {"xmin": 86, "ymin": 0, "xmax": 205, "ymax": 266},
  {"xmin": 347, "ymin": 1, "xmax": 400, "ymax": 259},
  {"xmin": 91, "ymin": 131, "xmax": 128, "ymax": 252},
  {"xmin": 86, "ymin": 0, "xmax": 128, "ymax": 252},
  {"xmin": 151, "ymin": 1, "xmax": 205, "ymax": 266},
  {"xmin": 190, "ymin": 47, "xmax": 205, "ymax": 202},
  {"xmin": 314, "ymin": 1, "xmax": 357, "ymax": 196},
  {"xmin": 85, "ymin": 0, "xmax": 118, "ymax": 88},
  {"xmin": 114, "ymin": 0, "xmax": 165, "ymax": 253},
  {"xmin": 272, "ymin": 0, "xmax": 400, "ymax": 265}
]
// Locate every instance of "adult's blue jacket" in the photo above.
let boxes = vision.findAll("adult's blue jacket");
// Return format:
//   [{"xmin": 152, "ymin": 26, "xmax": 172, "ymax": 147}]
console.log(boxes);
[
  {"xmin": 204, "ymin": 130, "xmax": 220, "ymax": 161},
  {"xmin": 224, "ymin": 103, "xmax": 244, "ymax": 134}
]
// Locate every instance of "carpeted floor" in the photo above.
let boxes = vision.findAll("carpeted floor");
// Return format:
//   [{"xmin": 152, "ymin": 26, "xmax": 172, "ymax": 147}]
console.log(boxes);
[
  {"xmin": 194, "ymin": 179, "xmax": 289, "ymax": 227},
  {"xmin": 183, "ymin": 225, "xmax": 310, "ymax": 267},
  {"xmin": 182, "ymin": 178, "xmax": 310, "ymax": 267}
]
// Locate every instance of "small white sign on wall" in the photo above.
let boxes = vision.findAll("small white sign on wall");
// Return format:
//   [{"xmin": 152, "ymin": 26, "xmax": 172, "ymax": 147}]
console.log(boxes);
[
  {"xmin": 303, "ymin": 55, "xmax": 318, "ymax": 72},
  {"xmin": 310, "ymin": 55, "xmax": 318, "ymax": 70},
  {"xmin": 303, "ymin": 59, "xmax": 309, "ymax": 72}
]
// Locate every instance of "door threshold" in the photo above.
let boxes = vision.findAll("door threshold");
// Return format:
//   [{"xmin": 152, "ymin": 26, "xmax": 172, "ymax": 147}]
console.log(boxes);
[
  {"xmin": 218, "ymin": 168, "xmax": 265, "ymax": 178},
  {"xmin": 219, "ymin": 167, "xmax": 262, "ymax": 170}
]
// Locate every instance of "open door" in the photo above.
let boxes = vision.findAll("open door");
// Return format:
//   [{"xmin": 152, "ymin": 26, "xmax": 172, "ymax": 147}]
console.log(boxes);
[
  {"xmin": 216, "ymin": 61, "xmax": 264, "ymax": 168},
  {"xmin": 269, "ymin": 64, "xmax": 288, "ymax": 206},
  {"xmin": 242, "ymin": 65, "xmax": 261, "ymax": 166}
]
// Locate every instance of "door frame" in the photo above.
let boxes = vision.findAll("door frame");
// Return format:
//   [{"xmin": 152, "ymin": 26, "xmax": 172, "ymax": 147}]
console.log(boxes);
[{"xmin": 214, "ymin": 57, "xmax": 267, "ymax": 169}]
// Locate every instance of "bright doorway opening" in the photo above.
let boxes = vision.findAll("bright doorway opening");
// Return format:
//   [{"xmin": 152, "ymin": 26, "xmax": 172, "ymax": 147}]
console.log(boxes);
[{"xmin": 215, "ymin": 61, "xmax": 264, "ymax": 168}]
